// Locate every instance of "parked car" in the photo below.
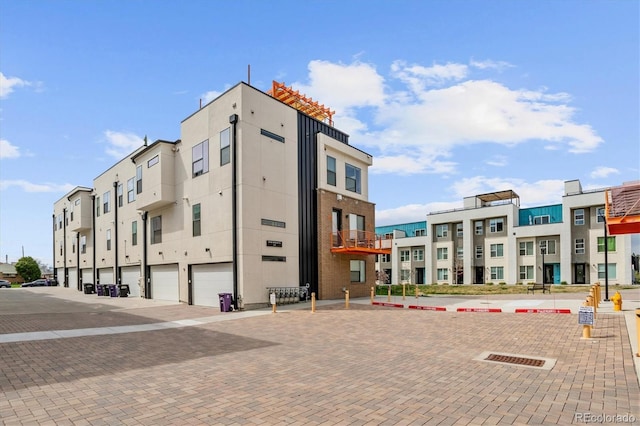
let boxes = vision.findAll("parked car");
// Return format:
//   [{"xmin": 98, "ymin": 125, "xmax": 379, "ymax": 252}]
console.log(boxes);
[
  {"xmin": 21, "ymin": 279, "xmax": 49, "ymax": 287},
  {"xmin": 0, "ymin": 280, "xmax": 11, "ymax": 288},
  {"xmin": 47, "ymin": 278, "xmax": 59, "ymax": 286}
]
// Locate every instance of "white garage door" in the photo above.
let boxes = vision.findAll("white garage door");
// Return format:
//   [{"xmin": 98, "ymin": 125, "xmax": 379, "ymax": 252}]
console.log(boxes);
[
  {"xmin": 81, "ymin": 268, "xmax": 93, "ymax": 284},
  {"xmin": 68, "ymin": 268, "xmax": 78, "ymax": 290},
  {"xmin": 99, "ymin": 268, "xmax": 114, "ymax": 284},
  {"xmin": 56, "ymin": 267, "xmax": 65, "ymax": 285},
  {"xmin": 151, "ymin": 264, "xmax": 179, "ymax": 302},
  {"xmin": 121, "ymin": 266, "xmax": 141, "ymax": 298},
  {"xmin": 192, "ymin": 263, "xmax": 233, "ymax": 307}
]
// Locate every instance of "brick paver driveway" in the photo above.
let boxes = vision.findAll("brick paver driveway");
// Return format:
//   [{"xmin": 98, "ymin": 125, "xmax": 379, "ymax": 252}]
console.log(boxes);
[{"xmin": 1, "ymin": 288, "xmax": 638, "ymax": 425}]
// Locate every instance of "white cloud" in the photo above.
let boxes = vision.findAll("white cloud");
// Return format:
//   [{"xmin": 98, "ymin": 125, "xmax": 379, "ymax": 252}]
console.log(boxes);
[
  {"xmin": 0, "ymin": 139, "xmax": 20, "ymax": 159},
  {"xmin": 470, "ymin": 58, "xmax": 514, "ymax": 71},
  {"xmin": 0, "ymin": 179, "xmax": 75, "ymax": 193},
  {"xmin": 485, "ymin": 155, "xmax": 508, "ymax": 167},
  {"xmin": 104, "ymin": 130, "xmax": 145, "ymax": 159},
  {"xmin": 590, "ymin": 166, "xmax": 620, "ymax": 179},
  {"xmin": 293, "ymin": 59, "xmax": 603, "ymax": 175},
  {"xmin": 449, "ymin": 176, "xmax": 566, "ymax": 207},
  {"xmin": 0, "ymin": 72, "xmax": 31, "ymax": 98},
  {"xmin": 201, "ymin": 90, "xmax": 222, "ymax": 105}
]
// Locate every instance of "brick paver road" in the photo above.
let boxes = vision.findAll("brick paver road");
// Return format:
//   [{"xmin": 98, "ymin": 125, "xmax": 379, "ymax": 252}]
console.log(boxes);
[{"xmin": 1, "ymin": 288, "xmax": 638, "ymax": 425}]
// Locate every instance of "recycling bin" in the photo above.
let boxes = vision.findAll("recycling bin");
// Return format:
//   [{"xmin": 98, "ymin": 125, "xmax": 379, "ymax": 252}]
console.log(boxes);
[
  {"xmin": 108, "ymin": 284, "xmax": 118, "ymax": 297},
  {"xmin": 218, "ymin": 293, "xmax": 233, "ymax": 312},
  {"xmin": 83, "ymin": 283, "xmax": 95, "ymax": 294},
  {"xmin": 96, "ymin": 284, "xmax": 104, "ymax": 296},
  {"xmin": 118, "ymin": 284, "xmax": 130, "ymax": 297}
]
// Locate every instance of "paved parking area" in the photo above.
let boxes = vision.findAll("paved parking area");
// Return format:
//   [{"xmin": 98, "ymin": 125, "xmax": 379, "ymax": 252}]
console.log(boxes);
[{"xmin": 0, "ymin": 287, "xmax": 638, "ymax": 425}]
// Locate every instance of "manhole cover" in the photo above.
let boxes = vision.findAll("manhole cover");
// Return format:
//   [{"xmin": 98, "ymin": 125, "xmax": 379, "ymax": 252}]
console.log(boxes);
[{"xmin": 485, "ymin": 353, "xmax": 545, "ymax": 367}]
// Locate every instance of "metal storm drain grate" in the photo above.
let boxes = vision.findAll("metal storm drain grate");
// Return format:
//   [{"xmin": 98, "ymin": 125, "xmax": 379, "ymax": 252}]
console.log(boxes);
[
  {"xmin": 474, "ymin": 351, "xmax": 556, "ymax": 370},
  {"xmin": 485, "ymin": 353, "xmax": 545, "ymax": 367}
]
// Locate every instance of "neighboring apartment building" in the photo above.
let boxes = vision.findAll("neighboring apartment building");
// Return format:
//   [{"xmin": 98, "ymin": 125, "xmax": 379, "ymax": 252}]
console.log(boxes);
[
  {"xmin": 53, "ymin": 82, "xmax": 389, "ymax": 309},
  {"xmin": 375, "ymin": 180, "xmax": 634, "ymax": 286}
]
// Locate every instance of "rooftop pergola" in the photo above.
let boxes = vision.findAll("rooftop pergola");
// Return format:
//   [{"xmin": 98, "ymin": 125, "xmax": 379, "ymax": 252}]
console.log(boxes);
[{"xmin": 605, "ymin": 181, "xmax": 640, "ymax": 235}]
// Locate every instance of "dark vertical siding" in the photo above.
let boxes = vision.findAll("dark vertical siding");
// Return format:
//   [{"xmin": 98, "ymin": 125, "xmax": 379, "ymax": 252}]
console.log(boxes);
[{"xmin": 297, "ymin": 113, "xmax": 349, "ymax": 296}]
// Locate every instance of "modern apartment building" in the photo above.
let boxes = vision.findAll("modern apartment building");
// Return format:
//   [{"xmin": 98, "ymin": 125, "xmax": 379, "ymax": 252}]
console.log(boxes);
[
  {"xmin": 376, "ymin": 180, "xmax": 634, "ymax": 286},
  {"xmin": 53, "ymin": 82, "xmax": 389, "ymax": 309}
]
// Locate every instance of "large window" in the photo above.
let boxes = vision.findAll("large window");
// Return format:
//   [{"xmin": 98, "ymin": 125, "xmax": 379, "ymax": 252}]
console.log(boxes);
[
  {"xmin": 597, "ymin": 263, "xmax": 617, "ymax": 279},
  {"xmin": 127, "ymin": 178, "xmax": 135, "ymax": 202},
  {"xmin": 80, "ymin": 235, "xmax": 86, "ymax": 254},
  {"xmin": 96, "ymin": 196, "xmax": 101, "ymax": 217},
  {"xmin": 533, "ymin": 215, "xmax": 550, "ymax": 225},
  {"xmin": 475, "ymin": 221, "xmax": 483, "ymax": 235},
  {"xmin": 574, "ymin": 208, "xmax": 585, "ymax": 225},
  {"xmin": 327, "ymin": 156, "xmax": 336, "ymax": 186},
  {"xmin": 400, "ymin": 249, "xmax": 410, "ymax": 262},
  {"xmin": 519, "ymin": 241, "xmax": 534, "ymax": 256},
  {"xmin": 400, "ymin": 269, "xmax": 411, "ymax": 282},
  {"xmin": 519, "ymin": 265, "xmax": 534, "ymax": 280},
  {"xmin": 490, "ymin": 243, "xmax": 504, "ymax": 258},
  {"xmin": 436, "ymin": 224, "xmax": 448, "ymax": 238},
  {"xmin": 103, "ymin": 191, "xmax": 110, "ymax": 214},
  {"xmin": 415, "ymin": 228, "xmax": 426, "ymax": 236},
  {"xmin": 350, "ymin": 260, "xmax": 365, "ymax": 282},
  {"xmin": 192, "ymin": 140, "xmax": 209, "ymax": 177},
  {"xmin": 117, "ymin": 184, "xmax": 123, "ymax": 207},
  {"xmin": 597, "ymin": 236, "xmax": 616, "ymax": 252},
  {"xmin": 437, "ymin": 268, "xmax": 449, "ymax": 280},
  {"xmin": 193, "ymin": 203, "xmax": 201, "ymax": 237},
  {"xmin": 475, "ymin": 245, "xmax": 483, "ymax": 259},
  {"xmin": 457, "ymin": 247, "xmax": 464, "ymax": 259},
  {"xmin": 345, "ymin": 163, "xmax": 361, "ymax": 193},
  {"xmin": 456, "ymin": 223, "xmax": 463, "ymax": 237},
  {"xmin": 106, "ymin": 229, "xmax": 111, "ymax": 251},
  {"xmin": 151, "ymin": 216, "xmax": 162, "ymax": 244},
  {"xmin": 539, "ymin": 240, "xmax": 556, "ymax": 255},
  {"xmin": 437, "ymin": 247, "xmax": 448, "ymax": 260},
  {"xmin": 379, "ymin": 253, "xmax": 391, "ymax": 263},
  {"xmin": 596, "ymin": 207, "xmax": 605, "ymax": 223},
  {"xmin": 491, "ymin": 266, "xmax": 504, "ymax": 280},
  {"xmin": 136, "ymin": 165, "xmax": 142, "ymax": 194},
  {"xmin": 413, "ymin": 249, "xmax": 424, "ymax": 261},
  {"xmin": 220, "ymin": 128, "xmax": 230, "ymax": 166},
  {"xmin": 132, "ymin": 221, "xmax": 138, "ymax": 246},
  {"xmin": 575, "ymin": 238, "xmax": 585, "ymax": 254},
  {"xmin": 489, "ymin": 218, "xmax": 504, "ymax": 233}
]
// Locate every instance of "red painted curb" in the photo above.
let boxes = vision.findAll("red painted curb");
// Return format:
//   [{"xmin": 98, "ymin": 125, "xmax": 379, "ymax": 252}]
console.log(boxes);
[
  {"xmin": 456, "ymin": 307, "xmax": 502, "ymax": 313},
  {"xmin": 372, "ymin": 302, "xmax": 404, "ymax": 308},
  {"xmin": 408, "ymin": 305, "xmax": 447, "ymax": 311},
  {"xmin": 515, "ymin": 308, "xmax": 571, "ymax": 314}
]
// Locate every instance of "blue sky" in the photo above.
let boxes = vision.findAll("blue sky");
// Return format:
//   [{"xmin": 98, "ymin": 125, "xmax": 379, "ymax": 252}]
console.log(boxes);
[{"xmin": 1, "ymin": 1, "xmax": 638, "ymax": 266}]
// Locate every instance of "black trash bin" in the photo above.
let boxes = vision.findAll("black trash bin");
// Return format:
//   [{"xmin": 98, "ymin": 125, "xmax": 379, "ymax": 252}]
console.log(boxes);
[
  {"xmin": 108, "ymin": 284, "xmax": 118, "ymax": 297},
  {"xmin": 96, "ymin": 284, "xmax": 104, "ymax": 296},
  {"xmin": 118, "ymin": 284, "xmax": 130, "ymax": 297},
  {"xmin": 83, "ymin": 283, "xmax": 95, "ymax": 294},
  {"xmin": 218, "ymin": 293, "xmax": 233, "ymax": 312}
]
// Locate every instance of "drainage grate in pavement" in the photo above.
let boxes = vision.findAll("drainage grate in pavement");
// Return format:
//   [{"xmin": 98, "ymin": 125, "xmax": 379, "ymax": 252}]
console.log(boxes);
[{"xmin": 485, "ymin": 353, "xmax": 545, "ymax": 367}]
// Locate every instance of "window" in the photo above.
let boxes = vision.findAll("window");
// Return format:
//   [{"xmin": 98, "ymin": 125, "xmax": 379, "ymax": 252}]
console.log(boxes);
[
  {"xmin": 437, "ymin": 268, "xmax": 449, "ymax": 280},
  {"xmin": 475, "ymin": 221, "xmax": 483, "ymax": 235},
  {"xmin": 260, "ymin": 128, "xmax": 285, "ymax": 143},
  {"xmin": 491, "ymin": 266, "xmax": 504, "ymax": 280},
  {"xmin": 262, "ymin": 218, "xmax": 286, "ymax": 228},
  {"xmin": 349, "ymin": 214, "xmax": 365, "ymax": 240},
  {"xmin": 519, "ymin": 265, "xmax": 534, "ymax": 280},
  {"xmin": 533, "ymin": 215, "xmax": 550, "ymax": 225},
  {"xmin": 597, "ymin": 236, "xmax": 616, "ymax": 252},
  {"xmin": 220, "ymin": 128, "xmax": 230, "ymax": 166},
  {"xmin": 147, "ymin": 155, "xmax": 159, "ymax": 168},
  {"xmin": 400, "ymin": 269, "xmax": 411, "ymax": 282},
  {"xmin": 437, "ymin": 247, "xmax": 448, "ymax": 260},
  {"xmin": 597, "ymin": 263, "xmax": 617, "ymax": 279},
  {"xmin": 72, "ymin": 239, "xmax": 75, "ymax": 254},
  {"xmin": 456, "ymin": 223, "xmax": 463, "ymax": 237},
  {"xmin": 136, "ymin": 165, "xmax": 142, "ymax": 194},
  {"xmin": 262, "ymin": 255, "xmax": 286, "ymax": 262},
  {"xmin": 103, "ymin": 191, "xmax": 110, "ymax": 214},
  {"xmin": 132, "ymin": 221, "xmax": 138, "ymax": 246},
  {"xmin": 489, "ymin": 218, "xmax": 504, "ymax": 233},
  {"xmin": 106, "ymin": 229, "xmax": 111, "ymax": 251},
  {"xmin": 127, "ymin": 178, "xmax": 135, "ymax": 202},
  {"xmin": 596, "ymin": 207, "xmax": 605, "ymax": 223},
  {"xmin": 379, "ymin": 253, "xmax": 391, "ymax": 262},
  {"xmin": 400, "ymin": 250, "xmax": 410, "ymax": 262},
  {"xmin": 151, "ymin": 216, "xmax": 162, "ymax": 244},
  {"xmin": 457, "ymin": 247, "xmax": 464, "ymax": 259},
  {"xmin": 539, "ymin": 240, "xmax": 556, "ymax": 255},
  {"xmin": 436, "ymin": 224, "xmax": 448, "ymax": 238},
  {"xmin": 327, "ymin": 156, "xmax": 336, "ymax": 186},
  {"xmin": 575, "ymin": 238, "xmax": 585, "ymax": 254},
  {"xmin": 59, "ymin": 241, "xmax": 63, "ymax": 256},
  {"xmin": 117, "ymin": 183, "xmax": 123, "ymax": 207},
  {"xmin": 193, "ymin": 203, "xmax": 201, "ymax": 237},
  {"xmin": 345, "ymin": 163, "xmax": 361, "ymax": 193},
  {"xmin": 490, "ymin": 244, "xmax": 504, "ymax": 258},
  {"xmin": 475, "ymin": 246, "xmax": 483, "ymax": 259},
  {"xmin": 80, "ymin": 235, "xmax": 86, "ymax": 254},
  {"xmin": 415, "ymin": 229, "xmax": 426, "ymax": 236},
  {"xmin": 192, "ymin": 140, "xmax": 209, "ymax": 177},
  {"xmin": 574, "ymin": 208, "xmax": 585, "ymax": 225},
  {"xmin": 350, "ymin": 260, "xmax": 365, "ymax": 282},
  {"xmin": 57, "ymin": 214, "xmax": 63, "ymax": 230},
  {"xmin": 413, "ymin": 249, "xmax": 424, "ymax": 261},
  {"xmin": 519, "ymin": 241, "xmax": 534, "ymax": 256},
  {"xmin": 96, "ymin": 196, "xmax": 101, "ymax": 217}
]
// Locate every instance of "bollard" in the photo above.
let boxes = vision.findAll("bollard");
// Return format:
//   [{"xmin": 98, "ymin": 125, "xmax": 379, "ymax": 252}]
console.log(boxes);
[
  {"xmin": 636, "ymin": 308, "xmax": 640, "ymax": 357},
  {"xmin": 345, "ymin": 290, "xmax": 350, "ymax": 309},
  {"xmin": 387, "ymin": 285, "xmax": 391, "ymax": 302},
  {"xmin": 402, "ymin": 283, "xmax": 406, "ymax": 300},
  {"xmin": 587, "ymin": 295, "xmax": 596, "ymax": 322},
  {"xmin": 590, "ymin": 286, "xmax": 598, "ymax": 308},
  {"xmin": 595, "ymin": 282, "xmax": 601, "ymax": 304},
  {"xmin": 582, "ymin": 300, "xmax": 592, "ymax": 339},
  {"xmin": 311, "ymin": 292, "xmax": 316, "ymax": 313},
  {"xmin": 415, "ymin": 284, "xmax": 419, "ymax": 299},
  {"xmin": 370, "ymin": 287, "xmax": 374, "ymax": 304}
]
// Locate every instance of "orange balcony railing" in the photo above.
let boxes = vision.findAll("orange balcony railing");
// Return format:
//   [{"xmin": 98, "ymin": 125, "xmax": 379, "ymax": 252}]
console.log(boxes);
[{"xmin": 330, "ymin": 230, "xmax": 392, "ymax": 255}]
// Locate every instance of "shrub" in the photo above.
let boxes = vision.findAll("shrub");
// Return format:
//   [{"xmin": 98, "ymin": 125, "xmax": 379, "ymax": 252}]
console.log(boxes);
[
  {"xmin": 499, "ymin": 282, "xmax": 506, "ymax": 286},
  {"xmin": 560, "ymin": 281, "xmax": 568, "ymax": 285},
  {"xmin": 486, "ymin": 282, "xmax": 494, "ymax": 286},
  {"xmin": 516, "ymin": 282, "xmax": 523, "ymax": 286}
]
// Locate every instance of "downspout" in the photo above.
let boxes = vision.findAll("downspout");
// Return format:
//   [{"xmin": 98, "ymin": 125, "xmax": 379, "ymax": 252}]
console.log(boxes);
[
  {"xmin": 52, "ymin": 214, "xmax": 56, "ymax": 282},
  {"xmin": 92, "ymin": 195, "xmax": 97, "ymax": 286},
  {"xmin": 76, "ymin": 233, "xmax": 81, "ymax": 290},
  {"xmin": 113, "ymin": 181, "xmax": 120, "ymax": 287},
  {"xmin": 141, "ymin": 211, "xmax": 149, "ymax": 298},
  {"xmin": 230, "ymin": 113, "xmax": 239, "ymax": 310},
  {"xmin": 63, "ymin": 207, "xmax": 68, "ymax": 287}
]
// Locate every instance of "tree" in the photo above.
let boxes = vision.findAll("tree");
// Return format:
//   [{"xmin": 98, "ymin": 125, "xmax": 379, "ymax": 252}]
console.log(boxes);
[{"xmin": 15, "ymin": 256, "xmax": 42, "ymax": 283}]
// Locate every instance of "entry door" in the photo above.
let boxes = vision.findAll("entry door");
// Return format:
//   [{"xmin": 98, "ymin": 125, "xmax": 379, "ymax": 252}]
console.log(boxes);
[
  {"xmin": 332, "ymin": 209, "xmax": 342, "ymax": 246},
  {"xmin": 543, "ymin": 264, "xmax": 554, "ymax": 284},
  {"xmin": 574, "ymin": 263, "xmax": 586, "ymax": 284},
  {"xmin": 475, "ymin": 267, "xmax": 484, "ymax": 284},
  {"xmin": 415, "ymin": 268, "xmax": 425, "ymax": 285}
]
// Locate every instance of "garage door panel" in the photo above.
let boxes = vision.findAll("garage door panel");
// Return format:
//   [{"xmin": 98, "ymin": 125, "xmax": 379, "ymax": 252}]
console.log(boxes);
[
  {"xmin": 68, "ymin": 268, "xmax": 78, "ymax": 290},
  {"xmin": 98, "ymin": 268, "xmax": 114, "ymax": 284},
  {"xmin": 81, "ymin": 269, "xmax": 93, "ymax": 284},
  {"xmin": 192, "ymin": 263, "xmax": 233, "ymax": 308},
  {"xmin": 151, "ymin": 264, "xmax": 179, "ymax": 302},
  {"xmin": 121, "ymin": 266, "xmax": 141, "ymax": 298}
]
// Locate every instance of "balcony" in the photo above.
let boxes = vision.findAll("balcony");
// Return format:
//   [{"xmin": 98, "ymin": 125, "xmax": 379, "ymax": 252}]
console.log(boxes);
[{"xmin": 330, "ymin": 230, "xmax": 391, "ymax": 255}]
